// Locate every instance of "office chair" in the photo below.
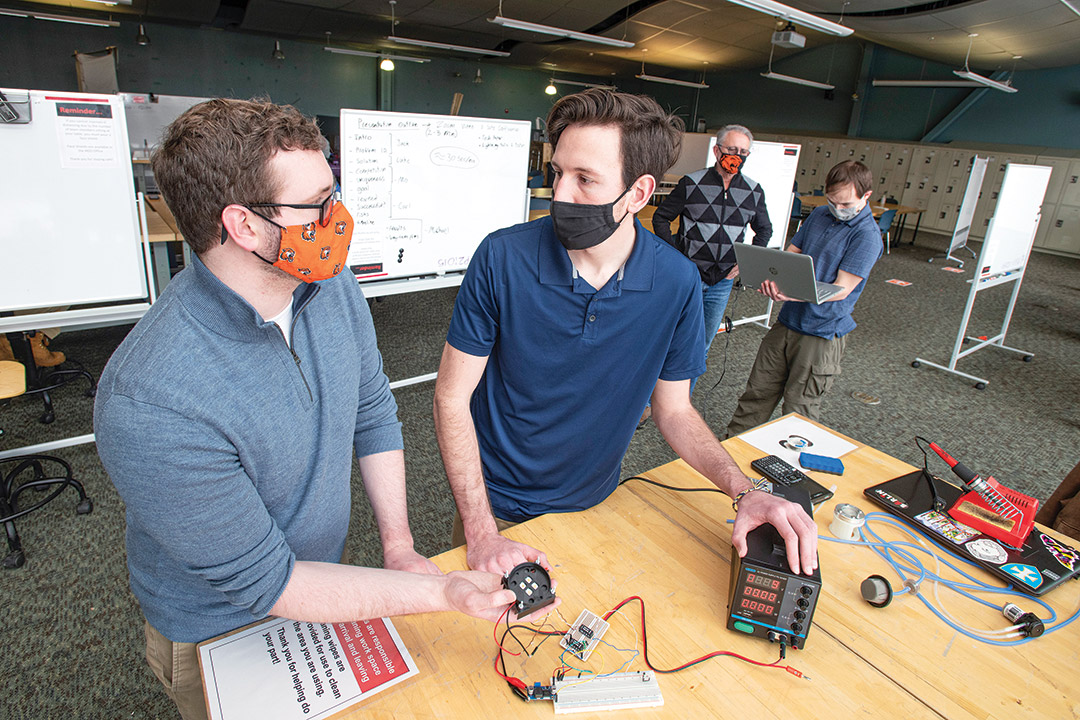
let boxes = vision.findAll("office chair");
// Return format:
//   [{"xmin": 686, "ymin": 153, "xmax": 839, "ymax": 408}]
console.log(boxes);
[
  {"xmin": 790, "ymin": 195, "xmax": 805, "ymax": 232},
  {"xmin": 877, "ymin": 208, "xmax": 898, "ymax": 254},
  {"xmin": 0, "ymin": 360, "xmax": 93, "ymax": 569},
  {"xmin": 4, "ymin": 331, "xmax": 95, "ymax": 424}
]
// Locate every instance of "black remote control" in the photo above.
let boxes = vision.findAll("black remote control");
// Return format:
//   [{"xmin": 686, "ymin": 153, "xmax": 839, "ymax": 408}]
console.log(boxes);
[{"xmin": 751, "ymin": 455, "xmax": 835, "ymax": 503}]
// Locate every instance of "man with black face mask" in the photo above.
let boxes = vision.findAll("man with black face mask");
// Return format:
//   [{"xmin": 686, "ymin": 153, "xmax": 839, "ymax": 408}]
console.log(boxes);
[
  {"xmin": 653, "ymin": 124, "xmax": 772, "ymax": 393},
  {"xmin": 435, "ymin": 90, "xmax": 818, "ymax": 582}
]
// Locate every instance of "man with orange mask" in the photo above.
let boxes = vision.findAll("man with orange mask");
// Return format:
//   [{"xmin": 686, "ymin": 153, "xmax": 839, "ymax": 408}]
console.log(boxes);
[{"xmin": 94, "ymin": 99, "xmax": 529, "ymax": 720}]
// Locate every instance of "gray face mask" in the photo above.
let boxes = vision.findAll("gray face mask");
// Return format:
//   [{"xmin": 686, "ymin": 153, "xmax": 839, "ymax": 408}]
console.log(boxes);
[{"xmin": 827, "ymin": 200, "xmax": 861, "ymax": 222}]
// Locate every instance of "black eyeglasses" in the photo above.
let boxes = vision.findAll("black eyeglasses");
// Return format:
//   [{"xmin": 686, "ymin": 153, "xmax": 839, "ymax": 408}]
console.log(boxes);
[
  {"xmin": 248, "ymin": 189, "xmax": 338, "ymax": 228},
  {"xmin": 719, "ymin": 145, "xmax": 751, "ymax": 158}
]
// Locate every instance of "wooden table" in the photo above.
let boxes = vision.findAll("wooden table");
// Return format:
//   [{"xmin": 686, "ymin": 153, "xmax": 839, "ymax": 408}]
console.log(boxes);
[
  {"xmin": 327, "ymin": 415, "xmax": 1077, "ymax": 719},
  {"xmin": 798, "ymin": 195, "xmax": 926, "ymax": 246}
]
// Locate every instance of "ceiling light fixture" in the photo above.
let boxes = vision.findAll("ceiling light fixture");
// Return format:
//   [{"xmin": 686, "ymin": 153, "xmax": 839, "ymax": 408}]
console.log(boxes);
[
  {"xmin": 761, "ymin": 71, "xmax": 835, "ymax": 90},
  {"xmin": 135, "ymin": 23, "xmax": 150, "ymax": 46},
  {"xmin": 380, "ymin": 57, "xmax": 395, "ymax": 71},
  {"xmin": 872, "ymin": 79, "xmax": 983, "ymax": 88},
  {"xmin": 85, "ymin": 0, "xmax": 132, "ymax": 5},
  {"xmin": 726, "ymin": 0, "xmax": 853, "ymax": 37},
  {"xmin": 636, "ymin": 73, "xmax": 709, "ymax": 89},
  {"xmin": 388, "ymin": 36, "xmax": 510, "ymax": 57},
  {"xmin": 1059, "ymin": 0, "xmax": 1080, "ymax": 18},
  {"xmin": 952, "ymin": 34, "xmax": 1018, "ymax": 93},
  {"xmin": 488, "ymin": 1, "xmax": 634, "ymax": 49},
  {"xmin": 0, "ymin": 9, "xmax": 120, "ymax": 27},
  {"xmin": 544, "ymin": 81, "xmax": 557, "ymax": 95},
  {"xmin": 272, "ymin": 40, "xmax": 285, "ymax": 61},
  {"xmin": 760, "ymin": 42, "xmax": 834, "ymax": 90},
  {"xmin": 474, "ymin": 68, "xmax": 483, "ymax": 84},
  {"xmin": 550, "ymin": 78, "xmax": 617, "ymax": 90},
  {"xmin": 323, "ymin": 47, "xmax": 430, "ymax": 63}
]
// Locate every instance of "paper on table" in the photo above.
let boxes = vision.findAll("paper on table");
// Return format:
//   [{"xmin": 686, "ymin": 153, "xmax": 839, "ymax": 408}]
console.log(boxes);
[
  {"xmin": 737, "ymin": 416, "xmax": 858, "ymax": 471},
  {"xmin": 199, "ymin": 616, "xmax": 418, "ymax": 720}
]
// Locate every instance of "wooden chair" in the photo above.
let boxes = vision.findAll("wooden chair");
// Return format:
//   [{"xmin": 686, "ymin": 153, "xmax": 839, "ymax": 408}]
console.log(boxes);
[{"xmin": 0, "ymin": 360, "xmax": 92, "ymax": 569}]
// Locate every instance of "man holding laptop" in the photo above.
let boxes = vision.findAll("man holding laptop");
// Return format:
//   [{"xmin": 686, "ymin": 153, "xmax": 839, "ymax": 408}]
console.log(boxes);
[{"xmin": 726, "ymin": 160, "xmax": 882, "ymax": 436}]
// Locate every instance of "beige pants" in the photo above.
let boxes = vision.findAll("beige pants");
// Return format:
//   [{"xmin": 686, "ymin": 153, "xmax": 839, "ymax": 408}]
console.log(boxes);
[
  {"xmin": 727, "ymin": 323, "xmax": 847, "ymax": 437},
  {"xmin": 143, "ymin": 546, "xmax": 351, "ymax": 719},
  {"xmin": 451, "ymin": 509, "xmax": 518, "ymax": 549}
]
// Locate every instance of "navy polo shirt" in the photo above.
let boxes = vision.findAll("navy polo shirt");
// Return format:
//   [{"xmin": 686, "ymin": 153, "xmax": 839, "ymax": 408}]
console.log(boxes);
[
  {"xmin": 447, "ymin": 216, "xmax": 704, "ymax": 522},
  {"xmin": 778, "ymin": 204, "xmax": 882, "ymax": 339}
]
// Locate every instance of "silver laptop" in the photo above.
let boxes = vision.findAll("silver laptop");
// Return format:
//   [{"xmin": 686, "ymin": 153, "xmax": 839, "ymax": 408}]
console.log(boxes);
[{"xmin": 733, "ymin": 244, "xmax": 842, "ymax": 305}]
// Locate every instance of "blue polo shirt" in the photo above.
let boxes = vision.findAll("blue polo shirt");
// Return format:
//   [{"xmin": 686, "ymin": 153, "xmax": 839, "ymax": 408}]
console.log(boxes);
[
  {"xmin": 778, "ymin": 204, "xmax": 882, "ymax": 339},
  {"xmin": 447, "ymin": 216, "xmax": 704, "ymax": 522}
]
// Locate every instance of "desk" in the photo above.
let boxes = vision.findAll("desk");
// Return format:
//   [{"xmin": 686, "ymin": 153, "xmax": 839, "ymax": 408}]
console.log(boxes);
[
  {"xmin": 318, "ymin": 415, "xmax": 1076, "ymax": 719},
  {"xmin": 798, "ymin": 195, "xmax": 926, "ymax": 246}
]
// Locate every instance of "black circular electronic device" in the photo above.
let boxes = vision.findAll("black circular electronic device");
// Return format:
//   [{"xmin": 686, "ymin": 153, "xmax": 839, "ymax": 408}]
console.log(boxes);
[{"xmin": 502, "ymin": 562, "xmax": 555, "ymax": 619}]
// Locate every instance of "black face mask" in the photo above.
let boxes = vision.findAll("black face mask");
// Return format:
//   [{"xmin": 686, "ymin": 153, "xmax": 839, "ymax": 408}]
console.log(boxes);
[{"xmin": 549, "ymin": 186, "xmax": 632, "ymax": 250}]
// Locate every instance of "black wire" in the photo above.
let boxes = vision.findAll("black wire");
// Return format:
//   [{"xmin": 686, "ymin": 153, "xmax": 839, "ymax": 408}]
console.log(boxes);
[
  {"xmin": 620, "ymin": 475, "xmax": 723, "ymax": 494},
  {"xmin": 913, "ymin": 435, "xmax": 945, "ymax": 511}
]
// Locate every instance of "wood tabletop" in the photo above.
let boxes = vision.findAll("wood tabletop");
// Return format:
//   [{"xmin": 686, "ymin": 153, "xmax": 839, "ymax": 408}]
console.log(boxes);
[{"xmin": 321, "ymin": 415, "xmax": 1076, "ymax": 719}]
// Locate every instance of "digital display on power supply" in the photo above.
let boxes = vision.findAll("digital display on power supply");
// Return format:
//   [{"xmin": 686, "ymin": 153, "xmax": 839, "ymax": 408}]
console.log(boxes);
[{"xmin": 737, "ymin": 572, "xmax": 783, "ymax": 618}]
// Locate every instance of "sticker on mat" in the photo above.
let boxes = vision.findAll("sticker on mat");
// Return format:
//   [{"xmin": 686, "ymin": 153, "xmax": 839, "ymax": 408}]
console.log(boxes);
[
  {"xmin": 1002, "ymin": 563, "xmax": 1043, "ymax": 589},
  {"xmin": 886, "ymin": 279, "xmax": 911, "ymax": 286},
  {"xmin": 1040, "ymin": 533, "xmax": 1080, "ymax": 571},
  {"xmin": 942, "ymin": 267, "xmax": 965, "ymax": 273},
  {"xmin": 915, "ymin": 510, "xmax": 978, "ymax": 544},
  {"xmin": 872, "ymin": 488, "xmax": 908, "ymax": 510},
  {"xmin": 965, "ymin": 538, "xmax": 1007, "ymax": 564}
]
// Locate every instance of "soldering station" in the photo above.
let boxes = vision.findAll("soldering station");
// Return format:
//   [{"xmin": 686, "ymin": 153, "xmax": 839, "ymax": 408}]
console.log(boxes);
[{"xmin": 487, "ymin": 436, "xmax": 1080, "ymax": 713}]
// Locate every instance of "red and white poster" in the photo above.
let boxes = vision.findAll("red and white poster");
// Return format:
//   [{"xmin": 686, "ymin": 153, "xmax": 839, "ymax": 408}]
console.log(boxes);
[{"xmin": 199, "ymin": 618, "xmax": 418, "ymax": 720}]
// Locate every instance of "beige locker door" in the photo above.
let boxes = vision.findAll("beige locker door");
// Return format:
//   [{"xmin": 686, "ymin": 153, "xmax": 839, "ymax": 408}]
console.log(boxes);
[
  {"xmin": 1041, "ymin": 204, "xmax": 1080, "ymax": 255},
  {"xmin": 1056, "ymin": 160, "xmax": 1080, "ymax": 206}
]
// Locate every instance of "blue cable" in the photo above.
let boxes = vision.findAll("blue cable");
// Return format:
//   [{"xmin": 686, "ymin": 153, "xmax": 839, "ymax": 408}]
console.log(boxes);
[{"xmin": 818, "ymin": 513, "xmax": 1080, "ymax": 644}]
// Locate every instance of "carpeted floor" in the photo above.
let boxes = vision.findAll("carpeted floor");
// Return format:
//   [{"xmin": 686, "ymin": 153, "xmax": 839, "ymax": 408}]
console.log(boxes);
[{"xmin": 1, "ymin": 228, "xmax": 1077, "ymax": 718}]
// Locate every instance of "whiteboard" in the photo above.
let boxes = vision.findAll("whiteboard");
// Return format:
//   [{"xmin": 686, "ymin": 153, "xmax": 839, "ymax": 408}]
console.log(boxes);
[
  {"xmin": 707, "ymin": 138, "xmax": 801, "ymax": 249},
  {"xmin": 978, "ymin": 164, "xmax": 1052, "ymax": 279},
  {"xmin": 948, "ymin": 156, "xmax": 988, "ymax": 254},
  {"xmin": 340, "ymin": 110, "xmax": 530, "ymax": 282},
  {"xmin": 122, "ymin": 92, "xmax": 209, "ymax": 154},
  {"xmin": 0, "ymin": 89, "xmax": 146, "ymax": 311}
]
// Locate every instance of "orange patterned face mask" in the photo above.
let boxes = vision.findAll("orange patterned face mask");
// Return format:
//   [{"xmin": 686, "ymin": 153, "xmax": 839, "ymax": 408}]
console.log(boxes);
[{"xmin": 240, "ymin": 194, "xmax": 354, "ymax": 282}]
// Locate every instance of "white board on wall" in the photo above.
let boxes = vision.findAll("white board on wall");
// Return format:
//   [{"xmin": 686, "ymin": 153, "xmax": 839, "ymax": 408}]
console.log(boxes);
[
  {"xmin": 0, "ymin": 89, "xmax": 146, "ymax": 311},
  {"xmin": 978, "ymin": 163, "xmax": 1052, "ymax": 279},
  {"xmin": 948, "ymin": 156, "xmax": 988, "ymax": 254},
  {"xmin": 706, "ymin": 138, "xmax": 801, "ymax": 248},
  {"xmin": 340, "ymin": 110, "xmax": 531, "ymax": 283}
]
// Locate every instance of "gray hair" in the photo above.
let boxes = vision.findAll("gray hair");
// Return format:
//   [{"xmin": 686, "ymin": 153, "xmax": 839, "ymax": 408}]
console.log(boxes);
[{"xmin": 716, "ymin": 124, "xmax": 753, "ymax": 146}]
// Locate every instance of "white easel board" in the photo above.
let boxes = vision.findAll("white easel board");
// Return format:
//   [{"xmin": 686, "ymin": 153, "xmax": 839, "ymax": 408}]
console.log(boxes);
[
  {"xmin": 340, "ymin": 110, "xmax": 530, "ymax": 283},
  {"xmin": 0, "ymin": 89, "xmax": 146, "ymax": 311},
  {"xmin": 948, "ymin": 156, "xmax": 988, "ymax": 254},
  {"xmin": 706, "ymin": 138, "xmax": 801, "ymax": 248},
  {"xmin": 979, "ymin": 164, "xmax": 1052, "ymax": 279}
]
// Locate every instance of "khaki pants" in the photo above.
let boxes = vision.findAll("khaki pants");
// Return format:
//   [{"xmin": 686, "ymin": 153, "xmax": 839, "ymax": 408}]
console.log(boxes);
[
  {"xmin": 143, "ymin": 546, "xmax": 351, "ymax": 719},
  {"xmin": 451, "ymin": 509, "xmax": 518, "ymax": 549},
  {"xmin": 144, "ymin": 621, "xmax": 208, "ymax": 720},
  {"xmin": 726, "ymin": 323, "xmax": 847, "ymax": 437}
]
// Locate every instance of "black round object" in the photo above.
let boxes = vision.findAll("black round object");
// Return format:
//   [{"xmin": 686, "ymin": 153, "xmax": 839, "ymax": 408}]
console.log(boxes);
[
  {"xmin": 911, "ymin": 361, "xmax": 921, "ymax": 368},
  {"xmin": 860, "ymin": 575, "xmax": 893, "ymax": 608},
  {"xmin": 502, "ymin": 562, "xmax": 555, "ymax": 619}
]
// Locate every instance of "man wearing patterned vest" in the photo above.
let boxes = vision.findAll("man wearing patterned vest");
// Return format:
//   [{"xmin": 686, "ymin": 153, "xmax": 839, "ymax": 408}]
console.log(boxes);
[{"xmin": 653, "ymin": 124, "xmax": 772, "ymax": 393}]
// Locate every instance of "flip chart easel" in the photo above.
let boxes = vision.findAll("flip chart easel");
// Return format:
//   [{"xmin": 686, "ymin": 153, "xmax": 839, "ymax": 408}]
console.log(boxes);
[
  {"xmin": 913, "ymin": 164, "xmax": 1051, "ymax": 388},
  {"xmin": 930, "ymin": 156, "xmax": 988, "ymax": 267}
]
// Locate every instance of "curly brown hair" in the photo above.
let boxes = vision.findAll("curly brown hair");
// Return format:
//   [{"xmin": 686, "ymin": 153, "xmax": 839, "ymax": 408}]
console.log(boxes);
[
  {"xmin": 151, "ymin": 98, "xmax": 323, "ymax": 254},
  {"xmin": 546, "ymin": 89, "xmax": 684, "ymax": 189}
]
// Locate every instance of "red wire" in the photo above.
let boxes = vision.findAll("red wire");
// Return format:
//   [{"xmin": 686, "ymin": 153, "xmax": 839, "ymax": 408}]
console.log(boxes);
[
  {"xmin": 494, "ymin": 605, "xmax": 521, "ymax": 657},
  {"xmin": 603, "ymin": 596, "xmax": 806, "ymax": 676}
]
